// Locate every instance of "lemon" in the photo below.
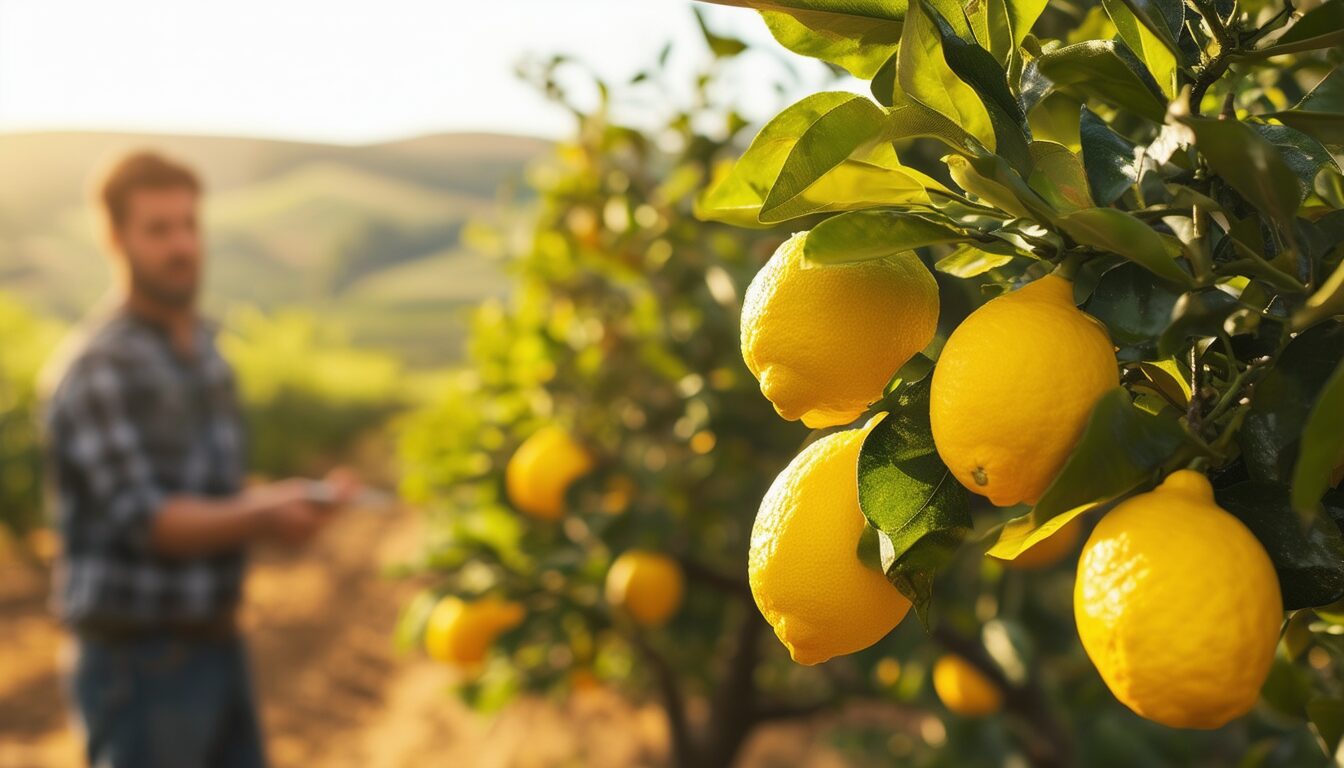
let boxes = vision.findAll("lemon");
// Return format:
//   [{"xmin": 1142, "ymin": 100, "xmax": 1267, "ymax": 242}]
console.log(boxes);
[
  {"xmin": 605, "ymin": 550, "xmax": 685, "ymax": 627},
  {"xmin": 1075, "ymin": 470, "xmax": 1282, "ymax": 729},
  {"xmin": 424, "ymin": 596, "xmax": 525, "ymax": 668},
  {"xmin": 933, "ymin": 654, "xmax": 1003, "ymax": 716},
  {"xmin": 994, "ymin": 516, "xmax": 1086, "ymax": 571},
  {"xmin": 505, "ymin": 425, "xmax": 595, "ymax": 520},
  {"xmin": 874, "ymin": 657, "xmax": 903, "ymax": 688},
  {"xmin": 749, "ymin": 417, "xmax": 912, "ymax": 664},
  {"xmin": 930, "ymin": 274, "xmax": 1116, "ymax": 506},
  {"xmin": 741, "ymin": 232, "xmax": 938, "ymax": 429}
]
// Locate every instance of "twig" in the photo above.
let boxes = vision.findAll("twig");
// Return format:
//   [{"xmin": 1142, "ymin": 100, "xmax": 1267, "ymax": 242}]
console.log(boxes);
[
  {"xmin": 630, "ymin": 627, "xmax": 696, "ymax": 768},
  {"xmin": 677, "ymin": 556, "xmax": 753, "ymax": 599}
]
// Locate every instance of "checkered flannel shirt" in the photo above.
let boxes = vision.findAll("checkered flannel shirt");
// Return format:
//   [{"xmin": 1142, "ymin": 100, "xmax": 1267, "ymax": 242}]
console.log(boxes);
[{"xmin": 44, "ymin": 308, "xmax": 247, "ymax": 628}]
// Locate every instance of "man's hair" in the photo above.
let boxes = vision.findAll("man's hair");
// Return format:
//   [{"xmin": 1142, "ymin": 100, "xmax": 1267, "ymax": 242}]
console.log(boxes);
[{"xmin": 96, "ymin": 150, "xmax": 202, "ymax": 229}]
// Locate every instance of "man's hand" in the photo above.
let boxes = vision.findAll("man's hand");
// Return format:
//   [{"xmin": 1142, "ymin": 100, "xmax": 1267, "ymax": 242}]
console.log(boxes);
[{"xmin": 249, "ymin": 468, "xmax": 362, "ymax": 547}]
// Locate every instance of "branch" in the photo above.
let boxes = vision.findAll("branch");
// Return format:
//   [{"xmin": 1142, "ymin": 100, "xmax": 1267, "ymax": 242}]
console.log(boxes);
[
  {"xmin": 677, "ymin": 555, "xmax": 753, "ymax": 599},
  {"xmin": 630, "ymin": 627, "xmax": 696, "ymax": 768}
]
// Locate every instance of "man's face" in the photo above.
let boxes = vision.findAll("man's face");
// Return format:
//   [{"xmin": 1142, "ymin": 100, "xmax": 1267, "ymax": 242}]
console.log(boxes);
[{"xmin": 112, "ymin": 186, "xmax": 202, "ymax": 308}]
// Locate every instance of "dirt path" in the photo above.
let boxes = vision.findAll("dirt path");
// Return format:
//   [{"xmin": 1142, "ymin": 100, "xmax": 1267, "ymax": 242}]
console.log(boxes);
[{"xmin": 0, "ymin": 508, "xmax": 874, "ymax": 768}]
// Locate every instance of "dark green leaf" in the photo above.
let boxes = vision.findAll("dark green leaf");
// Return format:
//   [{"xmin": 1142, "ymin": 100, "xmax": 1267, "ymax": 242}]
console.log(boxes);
[
  {"xmin": 1251, "ymin": 123, "xmax": 1343, "ymax": 197},
  {"xmin": 1242, "ymin": 322, "xmax": 1344, "ymax": 486},
  {"xmin": 803, "ymin": 210, "xmax": 973, "ymax": 264},
  {"xmin": 1182, "ymin": 117, "xmax": 1303, "ymax": 222},
  {"xmin": 1292, "ymin": 359, "xmax": 1344, "ymax": 517},
  {"xmin": 1057, "ymin": 207, "xmax": 1193, "ymax": 286},
  {"xmin": 858, "ymin": 376, "xmax": 971, "ymax": 623},
  {"xmin": 1035, "ymin": 40, "xmax": 1167, "ymax": 122},
  {"xmin": 1156, "ymin": 288, "xmax": 1242, "ymax": 357},
  {"xmin": 1271, "ymin": 68, "xmax": 1344, "ymax": 151},
  {"xmin": 1080, "ymin": 106, "xmax": 1140, "ymax": 206},
  {"xmin": 1257, "ymin": 0, "xmax": 1344, "ymax": 55},
  {"xmin": 990, "ymin": 388, "xmax": 1197, "ymax": 556},
  {"xmin": 1216, "ymin": 481, "xmax": 1344, "ymax": 609},
  {"xmin": 1083, "ymin": 262, "xmax": 1183, "ymax": 361}
]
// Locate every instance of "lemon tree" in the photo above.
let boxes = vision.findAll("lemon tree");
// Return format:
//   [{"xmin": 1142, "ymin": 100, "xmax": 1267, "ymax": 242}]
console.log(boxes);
[
  {"xmin": 694, "ymin": 0, "xmax": 1344, "ymax": 764},
  {"xmin": 395, "ymin": 21, "xmax": 938, "ymax": 767}
]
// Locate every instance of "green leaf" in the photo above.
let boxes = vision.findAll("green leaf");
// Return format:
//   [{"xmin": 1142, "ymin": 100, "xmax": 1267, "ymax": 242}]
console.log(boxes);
[
  {"xmin": 803, "ymin": 210, "xmax": 973, "ymax": 264},
  {"xmin": 1027, "ymin": 141, "xmax": 1094, "ymax": 212},
  {"xmin": 1079, "ymin": 106, "xmax": 1140, "ymax": 206},
  {"xmin": 1083, "ymin": 262, "xmax": 1183, "ymax": 361},
  {"xmin": 1101, "ymin": 0, "xmax": 1179, "ymax": 98},
  {"xmin": 1251, "ymin": 123, "xmax": 1343, "ymax": 197},
  {"xmin": 899, "ymin": 0, "xmax": 996, "ymax": 151},
  {"xmin": 1181, "ymin": 117, "xmax": 1303, "ymax": 222},
  {"xmin": 1057, "ymin": 207, "xmax": 1192, "ymax": 286},
  {"xmin": 696, "ymin": 92, "xmax": 943, "ymax": 225},
  {"xmin": 1291, "ymin": 359, "xmax": 1344, "ymax": 518},
  {"xmin": 858, "ymin": 377, "xmax": 971, "ymax": 624},
  {"xmin": 1156, "ymin": 288, "xmax": 1241, "ymax": 357},
  {"xmin": 701, "ymin": 0, "xmax": 904, "ymax": 21},
  {"xmin": 694, "ymin": 7, "xmax": 750, "ymax": 57},
  {"xmin": 983, "ymin": 0, "xmax": 1049, "ymax": 67},
  {"xmin": 935, "ymin": 244, "xmax": 1017, "ymax": 276},
  {"xmin": 923, "ymin": 2, "xmax": 1032, "ymax": 171},
  {"xmin": 1296, "ymin": 258, "xmax": 1344, "ymax": 331},
  {"xmin": 1215, "ymin": 481, "xmax": 1344, "ymax": 610},
  {"xmin": 1257, "ymin": 0, "xmax": 1344, "ymax": 55},
  {"xmin": 1035, "ymin": 40, "xmax": 1167, "ymax": 122},
  {"xmin": 760, "ymin": 94, "xmax": 892, "ymax": 217},
  {"xmin": 761, "ymin": 7, "xmax": 905, "ymax": 77},
  {"xmin": 989, "ymin": 388, "xmax": 1196, "ymax": 557},
  {"xmin": 1242, "ymin": 322, "xmax": 1344, "ymax": 486},
  {"xmin": 947, "ymin": 151, "xmax": 1058, "ymax": 222},
  {"xmin": 1271, "ymin": 68, "xmax": 1344, "ymax": 148}
]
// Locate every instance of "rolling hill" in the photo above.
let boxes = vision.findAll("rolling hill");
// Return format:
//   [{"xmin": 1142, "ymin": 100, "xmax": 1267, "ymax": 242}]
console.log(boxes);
[{"xmin": 0, "ymin": 130, "xmax": 549, "ymax": 366}]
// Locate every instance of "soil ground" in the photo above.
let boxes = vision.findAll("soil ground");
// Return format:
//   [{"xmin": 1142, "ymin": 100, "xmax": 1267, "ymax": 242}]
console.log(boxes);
[{"xmin": 0, "ymin": 507, "xmax": 892, "ymax": 768}]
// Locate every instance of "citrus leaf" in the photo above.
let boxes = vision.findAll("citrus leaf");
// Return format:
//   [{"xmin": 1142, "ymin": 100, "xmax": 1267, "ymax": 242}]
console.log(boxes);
[
  {"xmin": 1079, "ymin": 105, "xmax": 1140, "ymax": 206},
  {"xmin": 1242, "ymin": 321, "xmax": 1344, "ymax": 487},
  {"xmin": 1291, "ymin": 359, "xmax": 1344, "ymax": 518},
  {"xmin": 760, "ymin": 7, "xmax": 905, "ymax": 78},
  {"xmin": 759, "ymin": 94, "xmax": 893, "ymax": 218},
  {"xmin": 934, "ymin": 244, "xmax": 1018, "ymax": 276},
  {"xmin": 899, "ymin": 0, "xmax": 996, "ymax": 151},
  {"xmin": 1029, "ymin": 388, "xmax": 1196, "ymax": 527},
  {"xmin": 1155, "ymin": 287, "xmax": 1242, "ymax": 357},
  {"xmin": 1270, "ymin": 68, "xmax": 1344, "ymax": 146},
  {"xmin": 1256, "ymin": 0, "xmax": 1344, "ymax": 56},
  {"xmin": 694, "ymin": 7, "xmax": 750, "ymax": 57},
  {"xmin": 1101, "ymin": 0, "xmax": 1180, "ymax": 98},
  {"xmin": 857, "ymin": 377, "xmax": 971, "ymax": 625},
  {"xmin": 1216, "ymin": 482, "xmax": 1344, "ymax": 610},
  {"xmin": 1082, "ymin": 262, "xmax": 1183, "ymax": 361},
  {"xmin": 1027, "ymin": 141, "xmax": 1094, "ymax": 213},
  {"xmin": 1251, "ymin": 123, "xmax": 1343, "ymax": 197},
  {"xmin": 1035, "ymin": 40, "xmax": 1167, "ymax": 122},
  {"xmin": 803, "ymin": 210, "xmax": 973, "ymax": 264},
  {"xmin": 1057, "ymin": 207, "xmax": 1192, "ymax": 286},
  {"xmin": 1181, "ymin": 117, "xmax": 1303, "ymax": 222}
]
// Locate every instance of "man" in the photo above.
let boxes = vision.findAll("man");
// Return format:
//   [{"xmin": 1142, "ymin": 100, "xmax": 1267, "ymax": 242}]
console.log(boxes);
[{"xmin": 42, "ymin": 151, "xmax": 358, "ymax": 768}]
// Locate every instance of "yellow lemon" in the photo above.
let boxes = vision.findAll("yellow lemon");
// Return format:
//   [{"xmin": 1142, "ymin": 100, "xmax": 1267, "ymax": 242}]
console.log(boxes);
[
  {"xmin": 994, "ymin": 516, "xmax": 1086, "ymax": 571},
  {"xmin": 605, "ymin": 550, "xmax": 685, "ymax": 627},
  {"xmin": 1075, "ymin": 471, "xmax": 1282, "ymax": 729},
  {"xmin": 933, "ymin": 654, "xmax": 1003, "ymax": 716},
  {"xmin": 505, "ymin": 426, "xmax": 595, "ymax": 520},
  {"xmin": 930, "ymin": 275, "xmax": 1116, "ymax": 506},
  {"xmin": 741, "ymin": 232, "xmax": 938, "ymax": 429},
  {"xmin": 423, "ymin": 596, "xmax": 526, "ymax": 668},
  {"xmin": 749, "ymin": 417, "xmax": 912, "ymax": 664}
]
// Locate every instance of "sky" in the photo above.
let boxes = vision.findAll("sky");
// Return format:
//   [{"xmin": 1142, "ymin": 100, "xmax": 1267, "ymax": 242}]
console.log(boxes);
[{"xmin": 0, "ymin": 0, "xmax": 847, "ymax": 144}]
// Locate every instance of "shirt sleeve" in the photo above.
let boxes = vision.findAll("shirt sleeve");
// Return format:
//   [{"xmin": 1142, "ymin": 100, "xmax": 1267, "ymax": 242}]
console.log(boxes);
[{"xmin": 55, "ymin": 354, "xmax": 166, "ymax": 553}]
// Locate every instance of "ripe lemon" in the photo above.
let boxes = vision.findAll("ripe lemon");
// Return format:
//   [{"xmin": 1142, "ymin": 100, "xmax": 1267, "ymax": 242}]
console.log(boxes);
[
  {"xmin": 930, "ymin": 275, "xmax": 1116, "ymax": 506},
  {"xmin": 423, "ymin": 595, "xmax": 525, "ymax": 668},
  {"xmin": 749, "ymin": 417, "xmax": 912, "ymax": 664},
  {"xmin": 605, "ymin": 550, "xmax": 685, "ymax": 627},
  {"xmin": 1074, "ymin": 471, "xmax": 1283, "ymax": 729},
  {"xmin": 741, "ymin": 232, "xmax": 938, "ymax": 429},
  {"xmin": 505, "ymin": 426, "xmax": 595, "ymax": 520},
  {"xmin": 994, "ymin": 516, "xmax": 1086, "ymax": 571},
  {"xmin": 933, "ymin": 654, "xmax": 1003, "ymax": 716}
]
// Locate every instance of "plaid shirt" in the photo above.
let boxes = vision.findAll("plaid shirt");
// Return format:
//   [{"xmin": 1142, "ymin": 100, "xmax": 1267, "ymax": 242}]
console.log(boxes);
[{"xmin": 44, "ymin": 307, "xmax": 247, "ymax": 628}]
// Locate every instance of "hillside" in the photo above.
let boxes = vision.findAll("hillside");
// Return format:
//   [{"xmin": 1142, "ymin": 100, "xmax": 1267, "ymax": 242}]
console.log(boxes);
[{"xmin": 0, "ymin": 130, "xmax": 549, "ymax": 366}]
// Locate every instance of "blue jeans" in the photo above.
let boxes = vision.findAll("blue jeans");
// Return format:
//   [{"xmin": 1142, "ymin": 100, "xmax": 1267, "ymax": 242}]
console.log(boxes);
[{"xmin": 70, "ymin": 634, "xmax": 267, "ymax": 768}]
